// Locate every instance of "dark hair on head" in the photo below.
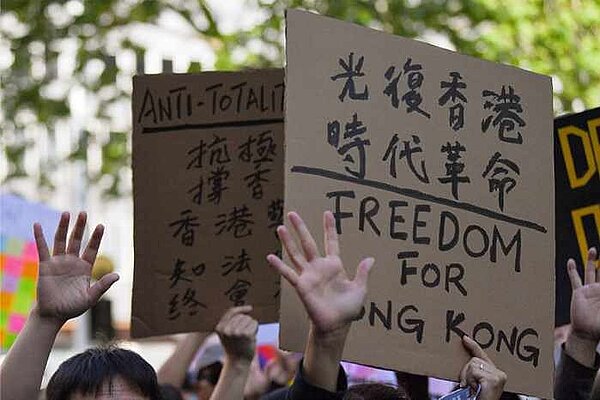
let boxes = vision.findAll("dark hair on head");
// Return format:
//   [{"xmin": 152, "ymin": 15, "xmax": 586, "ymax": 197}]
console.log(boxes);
[
  {"xmin": 159, "ymin": 384, "xmax": 184, "ymax": 400},
  {"xmin": 196, "ymin": 361, "xmax": 223, "ymax": 386},
  {"xmin": 46, "ymin": 345, "xmax": 161, "ymax": 400},
  {"xmin": 344, "ymin": 383, "xmax": 410, "ymax": 400}
]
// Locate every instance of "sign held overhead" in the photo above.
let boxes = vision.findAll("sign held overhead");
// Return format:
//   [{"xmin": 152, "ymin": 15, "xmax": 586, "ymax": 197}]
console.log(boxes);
[
  {"xmin": 131, "ymin": 69, "xmax": 284, "ymax": 338},
  {"xmin": 280, "ymin": 10, "xmax": 554, "ymax": 398}
]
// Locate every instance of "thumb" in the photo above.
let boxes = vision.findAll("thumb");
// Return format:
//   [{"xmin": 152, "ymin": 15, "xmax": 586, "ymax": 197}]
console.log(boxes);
[
  {"xmin": 354, "ymin": 257, "xmax": 375, "ymax": 288},
  {"xmin": 88, "ymin": 272, "xmax": 120, "ymax": 305},
  {"xmin": 462, "ymin": 335, "xmax": 492, "ymax": 363}
]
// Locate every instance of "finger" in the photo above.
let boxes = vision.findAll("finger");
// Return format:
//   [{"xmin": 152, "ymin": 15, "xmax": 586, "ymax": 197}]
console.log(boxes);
[
  {"xmin": 215, "ymin": 320, "xmax": 225, "ymax": 334},
  {"xmin": 267, "ymin": 254, "xmax": 299, "ymax": 286},
  {"xmin": 88, "ymin": 272, "xmax": 119, "ymax": 305},
  {"xmin": 228, "ymin": 314, "xmax": 246, "ymax": 334},
  {"xmin": 238, "ymin": 316, "xmax": 258, "ymax": 336},
  {"xmin": 67, "ymin": 212, "xmax": 87, "ymax": 256},
  {"xmin": 277, "ymin": 225, "xmax": 306, "ymax": 270},
  {"xmin": 464, "ymin": 361, "xmax": 484, "ymax": 389},
  {"xmin": 462, "ymin": 335, "xmax": 492, "ymax": 363},
  {"xmin": 81, "ymin": 224, "xmax": 104, "ymax": 265},
  {"xmin": 233, "ymin": 315, "xmax": 256, "ymax": 337},
  {"xmin": 585, "ymin": 247, "xmax": 597, "ymax": 286},
  {"xmin": 249, "ymin": 319, "xmax": 258, "ymax": 335},
  {"xmin": 323, "ymin": 211, "xmax": 340, "ymax": 257},
  {"xmin": 221, "ymin": 305, "xmax": 253, "ymax": 324},
  {"xmin": 288, "ymin": 212, "xmax": 319, "ymax": 261},
  {"xmin": 33, "ymin": 223, "xmax": 50, "ymax": 262},
  {"xmin": 53, "ymin": 212, "xmax": 70, "ymax": 255},
  {"xmin": 459, "ymin": 359, "xmax": 469, "ymax": 387},
  {"xmin": 567, "ymin": 258, "xmax": 582, "ymax": 290},
  {"xmin": 353, "ymin": 257, "xmax": 375, "ymax": 288}
]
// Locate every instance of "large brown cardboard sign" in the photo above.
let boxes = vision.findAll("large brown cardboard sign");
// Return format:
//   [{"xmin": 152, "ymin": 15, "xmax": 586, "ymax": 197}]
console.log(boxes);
[
  {"xmin": 281, "ymin": 10, "xmax": 554, "ymax": 397},
  {"xmin": 131, "ymin": 70, "xmax": 284, "ymax": 338}
]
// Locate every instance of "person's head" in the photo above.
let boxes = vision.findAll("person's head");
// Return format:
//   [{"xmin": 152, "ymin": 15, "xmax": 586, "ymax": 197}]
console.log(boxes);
[
  {"xmin": 159, "ymin": 384, "xmax": 184, "ymax": 400},
  {"xmin": 196, "ymin": 361, "xmax": 223, "ymax": 400},
  {"xmin": 343, "ymin": 383, "xmax": 410, "ymax": 400},
  {"xmin": 46, "ymin": 346, "xmax": 161, "ymax": 400}
]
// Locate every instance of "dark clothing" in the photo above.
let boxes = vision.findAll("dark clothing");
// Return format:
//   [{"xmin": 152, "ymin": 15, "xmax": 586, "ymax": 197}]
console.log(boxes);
[
  {"xmin": 262, "ymin": 361, "xmax": 348, "ymax": 400},
  {"xmin": 554, "ymin": 345, "xmax": 599, "ymax": 400}
]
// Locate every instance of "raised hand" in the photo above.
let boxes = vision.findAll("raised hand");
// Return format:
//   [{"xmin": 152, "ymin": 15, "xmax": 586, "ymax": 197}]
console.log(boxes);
[
  {"xmin": 267, "ymin": 211, "xmax": 375, "ymax": 335},
  {"xmin": 460, "ymin": 336, "xmax": 507, "ymax": 400},
  {"xmin": 243, "ymin": 357, "xmax": 270, "ymax": 400},
  {"xmin": 33, "ymin": 211, "xmax": 119, "ymax": 323},
  {"xmin": 211, "ymin": 306, "xmax": 259, "ymax": 400},
  {"xmin": 567, "ymin": 247, "xmax": 600, "ymax": 342},
  {"xmin": 265, "ymin": 350, "xmax": 297, "ymax": 386},
  {"xmin": 215, "ymin": 305, "xmax": 258, "ymax": 363},
  {"xmin": 0, "ymin": 212, "xmax": 120, "ymax": 400}
]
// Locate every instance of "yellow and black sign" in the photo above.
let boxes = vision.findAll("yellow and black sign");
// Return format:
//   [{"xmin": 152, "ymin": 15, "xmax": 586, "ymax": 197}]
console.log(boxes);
[{"xmin": 555, "ymin": 107, "xmax": 600, "ymax": 326}]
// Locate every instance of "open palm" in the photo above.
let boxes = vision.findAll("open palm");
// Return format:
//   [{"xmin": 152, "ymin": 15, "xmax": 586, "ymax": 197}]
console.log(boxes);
[
  {"xmin": 267, "ymin": 211, "xmax": 374, "ymax": 334},
  {"xmin": 568, "ymin": 248, "xmax": 600, "ymax": 341},
  {"xmin": 34, "ymin": 212, "xmax": 119, "ymax": 323}
]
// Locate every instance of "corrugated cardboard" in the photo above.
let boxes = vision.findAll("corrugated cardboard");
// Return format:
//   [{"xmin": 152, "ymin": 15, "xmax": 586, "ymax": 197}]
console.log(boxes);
[{"xmin": 280, "ymin": 10, "xmax": 554, "ymax": 398}]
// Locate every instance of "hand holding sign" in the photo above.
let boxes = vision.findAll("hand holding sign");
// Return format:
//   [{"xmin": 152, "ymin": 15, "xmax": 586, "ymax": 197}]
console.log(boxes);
[
  {"xmin": 216, "ymin": 305, "xmax": 258, "ymax": 364},
  {"xmin": 212, "ymin": 306, "xmax": 259, "ymax": 400},
  {"xmin": 460, "ymin": 336, "xmax": 507, "ymax": 400},
  {"xmin": 33, "ymin": 212, "xmax": 119, "ymax": 324},
  {"xmin": 267, "ymin": 211, "xmax": 375, "ymax": 335}
]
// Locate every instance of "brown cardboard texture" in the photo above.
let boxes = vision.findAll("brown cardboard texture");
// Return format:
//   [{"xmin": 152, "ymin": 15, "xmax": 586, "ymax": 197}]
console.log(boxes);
[
  {"xmin": 280, "ymin": 9, "xmax": 554, "ymax": 398},
  {"xmin": 131, "ymin": 69, "xmax": 284, "ymax": 338}
]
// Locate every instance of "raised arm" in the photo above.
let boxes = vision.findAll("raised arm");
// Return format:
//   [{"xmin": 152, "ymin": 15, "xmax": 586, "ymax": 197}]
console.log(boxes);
[
  {"xmin": 555, "ymin": 247, "xmax": 599, "ymax": 400},
  {"xmin": 0, "ymin": 212, "xmax": 119, "ymax": 400},
  {"xmin": 267, "ymin": 211, "xmax": 374, "ymax": 393},
  {"xmin": 210, "ymin": 305, "xmax": 258, "ymax": 400},
  {"xmin": 157, "ymin": 332, "xmax": 209, "ymax": 387}
]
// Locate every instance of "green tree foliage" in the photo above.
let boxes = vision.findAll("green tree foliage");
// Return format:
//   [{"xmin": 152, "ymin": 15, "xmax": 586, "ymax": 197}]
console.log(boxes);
[{"xmin": 2, "ymin": 0, "xmax": 599, "ymax": 197}]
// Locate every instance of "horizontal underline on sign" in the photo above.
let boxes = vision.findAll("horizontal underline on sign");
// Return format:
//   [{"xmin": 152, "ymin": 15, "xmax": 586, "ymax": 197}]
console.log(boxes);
[
  {"xmin": 142, "ymin": 117, "xmax": 284, "ymax": 133},
  {"xmin": 290, "ymin": 165, "xmax": 547, "ymax": 234}
]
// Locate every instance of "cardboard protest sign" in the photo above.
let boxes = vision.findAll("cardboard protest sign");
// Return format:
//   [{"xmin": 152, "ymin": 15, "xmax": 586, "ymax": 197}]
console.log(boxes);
[
  {"xmin": 280, "ymin": 10, "xmax": 554, "ymax": 397},
  {"xmin": 131, "ymin": 70, "xmax": 284, "ymax": 338},
  {"xmin": 554, "ymin": 107, "xmax": 600, "ymax": 327}
]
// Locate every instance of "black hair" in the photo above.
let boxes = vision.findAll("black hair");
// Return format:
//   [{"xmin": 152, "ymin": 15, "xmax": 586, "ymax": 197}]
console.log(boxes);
[
  {"xmin": 46, "ymin": 345, "xmax": 161, "ymax": 400},
  {"xmin": 159, "ymin": 384, "xmax": 184, "ymax": 400},
  {"xmin": 196, "ymin": 361, "xmax": 223, "ymax": 386},
  {"xmin": 344, "ymin": 383, "xmax": 410, "ymax": 400}
]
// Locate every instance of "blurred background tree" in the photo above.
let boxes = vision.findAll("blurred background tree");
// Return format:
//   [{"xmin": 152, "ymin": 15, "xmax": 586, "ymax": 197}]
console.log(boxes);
[{"xmin": 2, "ymin": 0, "xmax": 599, "ymax": 198}]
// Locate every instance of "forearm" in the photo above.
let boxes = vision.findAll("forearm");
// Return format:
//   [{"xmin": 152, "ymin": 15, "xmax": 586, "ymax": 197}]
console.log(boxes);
[
  {"xmin": 210, "ymin": 357, "xmax": 251, "ymax": 400},
  {"xmin": 0, "ymin": 309, "xmax": 63, "ymax": 400},
  {"xmin": 303, "ymin": 324, "xmax": 349, "ymax": 392},
  {"xmin": 157, "ymin": 332, "xmax": 208, "ymax": 387}
]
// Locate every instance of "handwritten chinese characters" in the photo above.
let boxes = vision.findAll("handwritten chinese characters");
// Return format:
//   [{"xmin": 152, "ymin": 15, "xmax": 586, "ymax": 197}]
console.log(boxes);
[
  {"xmin": 282, "ymin": 10, "xmax": 554, "ymax": 398},
  {"xmin": 132, "ymin": 70, "xmax": 284, "ymax": 337}
]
